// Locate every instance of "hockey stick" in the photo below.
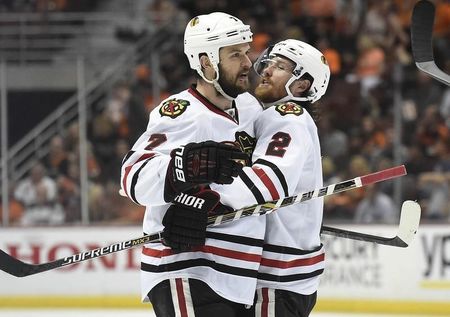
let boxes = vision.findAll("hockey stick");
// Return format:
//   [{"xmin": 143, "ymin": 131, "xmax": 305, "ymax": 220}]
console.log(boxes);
[
  {"xmin": 322, "ymin": 200, "xmax": 421, "ymax": 248},
  {"xmin": 0, "ymin": 165, "xmax": 406, "ymax": 277},
  {"xmin": 411, "ymin": 0, "xmax": 450, "ymax": 86}
]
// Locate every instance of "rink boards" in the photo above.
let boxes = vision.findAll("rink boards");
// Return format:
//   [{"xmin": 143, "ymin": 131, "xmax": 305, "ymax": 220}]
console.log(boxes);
[{"xmin": 0, "ymin": 225, "xmax": 449, "ymax": 315}]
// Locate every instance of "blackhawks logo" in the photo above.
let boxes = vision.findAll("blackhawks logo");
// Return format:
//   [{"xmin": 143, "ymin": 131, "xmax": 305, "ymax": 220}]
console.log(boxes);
[
  {"xmin": 275, "ymin": 102, "xmax": 303, "ymax": 116},
  {"xmin": 235, "ymin": 131, "xmax": 256, "ymax": 157},
  {"xmin": 160, "ymin": 99, "xmax": 190, "ymax": 118}
]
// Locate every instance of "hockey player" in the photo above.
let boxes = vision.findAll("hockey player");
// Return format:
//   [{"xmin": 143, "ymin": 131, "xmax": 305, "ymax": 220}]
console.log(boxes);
[
  {"xmin": 167, "ymin": 39, "xmax": 331, "ymax": 316},
  {"xmin": 120, "ymin": 12, "xmax": 266, "ymax": 317},
  {"xmin": 215, "ymin": 39, "xmax": 330, "ymax": 316}
]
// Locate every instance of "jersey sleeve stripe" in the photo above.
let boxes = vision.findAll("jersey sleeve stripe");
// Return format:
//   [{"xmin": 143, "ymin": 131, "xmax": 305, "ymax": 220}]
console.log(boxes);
[
  {"xmin": 252, "ymin": 167, "xmax": 280, "ymax": 200},
  {"xmin": 122, "ymin": 152, "xmax": 156, "ymax": 203},
  {"xmin": 257, "ymin": 269, "xmax": 324, "ymax": 282},
  {"xmin": 121, "ymin": 150, "xmax": 135, "ymax": 165},
  {"xmin": 143, "ymin": 245, "xmax": 262, "ymax": 262},
  {"xmin": 130, "ymin": 156, "xmax": 156, "ymax": 205},
  {"xmin": 260, "ymin": 253, "xmax": 324, "ymax": 269},
  {"xmin": 206, "ymin": 231, "xmax": 264, "ymax": 247},
  {"xmin": 238, "ymin": 169, "xmax": 266, "ymax": 204},
  {"xmin": 122, "ymin": 165, "xmax": 133, "ymax": 197},
  {"xmin": 141, "ymin": 258, "xmax": 259, "ymax": 278},
  {"xmin": 253, "ymin": 159, "xmax": 289, "ymax": 197},
  {"xmin": 263, "ymin": 243, "xmax": 323, "ymax": 255}
]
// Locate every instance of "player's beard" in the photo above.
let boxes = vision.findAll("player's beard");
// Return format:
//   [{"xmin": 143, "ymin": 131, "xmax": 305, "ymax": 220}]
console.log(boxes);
[
  {"xmin": 254, "ymin": 78, "xmax": 287, "ymax": 103},
  {"xmin": 217, "ymin": 64, "xmax": 249, "ymax": 98}
]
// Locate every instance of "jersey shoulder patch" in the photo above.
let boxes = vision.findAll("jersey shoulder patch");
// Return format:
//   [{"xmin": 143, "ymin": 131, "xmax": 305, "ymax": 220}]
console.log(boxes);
[
  {"xmin": 274, "ymin": 102, "xmax": 303, "ymax": 116},
  {"xmin": 159, "ymin": 98, "xmax": 190, "ymax": 118}
]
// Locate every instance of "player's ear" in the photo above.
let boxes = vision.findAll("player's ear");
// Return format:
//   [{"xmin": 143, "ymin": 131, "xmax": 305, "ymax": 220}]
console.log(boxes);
[
  {"xmin": 290, "ymin": 79, "xmax": 311, "ymax": 96},
  {"xmin": 199, "ymin": 55, "xmax": 215, "ymax": 80}
]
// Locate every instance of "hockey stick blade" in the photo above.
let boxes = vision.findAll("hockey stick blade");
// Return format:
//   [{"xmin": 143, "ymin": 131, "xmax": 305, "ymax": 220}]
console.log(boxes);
[
  {"xmin": 0, "ymin": 165, "xmax": 406, "ymax": 277},
  {"xmin": 411, "ymin": 0, "xmax": 450, "ymax": 85},
  {"xmin": 321, "ymin": 200, "xmax": 421, "ymax": 247}
]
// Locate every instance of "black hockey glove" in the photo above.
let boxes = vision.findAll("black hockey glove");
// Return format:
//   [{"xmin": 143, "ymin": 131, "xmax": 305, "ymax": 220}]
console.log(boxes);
[
  {"xmin": 162, "ymin": 189, "xmax": 232, "ymax": 252},
  {"xmin": 164, "ymin": 141, "xmax": 249, "ymax": 202}
]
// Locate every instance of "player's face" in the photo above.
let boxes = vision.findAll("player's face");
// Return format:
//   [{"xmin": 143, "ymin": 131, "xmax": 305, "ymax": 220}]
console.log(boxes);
[
  {"xmin": 254, "ymin": 56, "xmax": 295, "ymax": 103},
  {"xmin": 218, "ymin": 43, "xmax": 252, "ymax": 97}
]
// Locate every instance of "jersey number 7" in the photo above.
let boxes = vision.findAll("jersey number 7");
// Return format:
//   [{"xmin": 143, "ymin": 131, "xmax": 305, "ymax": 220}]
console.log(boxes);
[{"xmin": 145, "ymin": 133, "xmax": 167, "ymax": 150}]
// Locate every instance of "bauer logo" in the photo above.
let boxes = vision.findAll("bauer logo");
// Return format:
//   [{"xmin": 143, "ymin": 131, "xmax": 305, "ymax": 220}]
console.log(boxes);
[
  {"xmin": 160, "ymin": 98, "xmax": 190, "ymax": 119},
  {"xmin": 275, "ymin": 102, "xmax": 303, "ymax": 116}
]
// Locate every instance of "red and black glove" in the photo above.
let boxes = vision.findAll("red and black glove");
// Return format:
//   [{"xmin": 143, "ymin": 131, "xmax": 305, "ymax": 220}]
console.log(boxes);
[
  {"xmin": 164, "ymin": 141, "xmax": 249, "ymax": 202},
  {"xmin": 162, "ymin": 189, "xmax": 232, "ymax": 252}
]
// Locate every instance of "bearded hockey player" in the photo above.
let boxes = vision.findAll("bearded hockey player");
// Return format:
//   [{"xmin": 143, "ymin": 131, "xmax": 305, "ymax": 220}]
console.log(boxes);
[
  {"xmin": 206, "ymin": 39, "xmax": 331, "ymax": 316},
  {"xmin": 120, "ymin": 12, "xmax": 266, "ymax": 317}
]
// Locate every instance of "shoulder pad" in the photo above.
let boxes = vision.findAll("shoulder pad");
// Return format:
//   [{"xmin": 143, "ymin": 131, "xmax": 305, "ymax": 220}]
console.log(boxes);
[
  {"xmin": 274, "ymin": 102, "xmax": 303, "ymax": 116},
  {"xmin": 159, "ymin": 98, "xmax": 190, "ymax": 119}
]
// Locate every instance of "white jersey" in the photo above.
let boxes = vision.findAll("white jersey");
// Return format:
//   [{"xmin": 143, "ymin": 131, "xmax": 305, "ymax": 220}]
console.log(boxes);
[
  {"xmin": 211, "ymin": 101, "xmax": 324, "ymax": 295},
  {"xmin": 120, "ymin": 86, "xmax": 265, "ymax": 305}
]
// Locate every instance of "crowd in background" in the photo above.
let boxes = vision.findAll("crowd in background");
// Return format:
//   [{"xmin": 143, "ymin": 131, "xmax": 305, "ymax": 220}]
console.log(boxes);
[{"xmin": 1, "ymin": 0, "xmax": 449, "ymax": 226}]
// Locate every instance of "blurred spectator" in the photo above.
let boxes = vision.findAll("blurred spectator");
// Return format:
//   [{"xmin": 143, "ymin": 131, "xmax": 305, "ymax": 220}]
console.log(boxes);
[
  {"xmin": 105, "ymin": 82, "xmax": 131, "ymax": 138},
  {"xmin": 0, "ymin": 187, "xmax": 24, "ymax": 225},
  {"xmin": 14, "ymin": 163, "xmax": 64, "ymax": 226},
  {"xmin": 416, "ymin": 105, "xmax": 449, "ymax": 156},
  {"xmin": 403, "ymin": 72, "xmax": 444, "ymax": 118},
  {"xmin": 44, "ymin": 135, "xmax": 69, "ymax": 179},
  {"xmin": 418, "ymin": 171, "xmax": 450, "ymax": 220},
  {"xmin": 101, "ymin": 139, "xmax": 130, "ymax": 183},
  {"xmin": 317, "ymin": 38, "xmax": 342, "ymax": 76},
  {"xmin": 356, "ymin": 37, "xmax": 386, "ymax": 96},
  {"xmin": 56, "ymin": 161, "xmax": 81, "ymax": 223},
  {"xmin": 319, "ymin": 114, "xmax": 348, "ymax": 169},
  {"xmin": 325, "ymin": 155, "xmax": 370, "ymax": 220},
  {"xmin": 354, "ymin": 184, "xmax": 397, "ymax": 224},
  {"xmin": 439, "ymin": 88, "xmax": 450, "ymax": 126}
]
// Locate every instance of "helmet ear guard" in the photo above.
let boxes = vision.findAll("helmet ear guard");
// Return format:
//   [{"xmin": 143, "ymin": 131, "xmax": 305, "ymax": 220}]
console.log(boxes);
[{"xmin": 254, "ymin": 39, "xmax": 331, "ymax": 104}]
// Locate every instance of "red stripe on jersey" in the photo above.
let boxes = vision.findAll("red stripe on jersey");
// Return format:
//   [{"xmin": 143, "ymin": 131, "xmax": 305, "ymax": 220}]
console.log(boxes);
[
  {"xmin": 122, "ymin": 165, "xmax": 133, "ymax": 197},
  {"xmin": 175, "ymin": 278, "xmax": 188, "ymax": 317},
  {"xmin": 122, "ymin": 153, "xmax": 156, "ymax": 197},
  {"xmin": 260, "ymin": 253, "xmax": 324, "ymax": 269},
  {"xmin": 142, "ymin": 245, "xmax": 262, "ymax": 263},
  {"xmin": 252, "ymin": 166, "xmax": 280, "ymax": 200},
  {"xmin": 188, "ymin": 87, "xmax": 237, "ymax": 123},
  {"xmin": 262, "ymin": 288, "xmax": 269, "ymax": 317}
]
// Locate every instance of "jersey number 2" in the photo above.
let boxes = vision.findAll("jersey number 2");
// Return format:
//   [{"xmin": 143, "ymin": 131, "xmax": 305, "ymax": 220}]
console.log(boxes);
[{"xmin": 266, "ymin": 132, "xmax": 291, "ymax": 157}]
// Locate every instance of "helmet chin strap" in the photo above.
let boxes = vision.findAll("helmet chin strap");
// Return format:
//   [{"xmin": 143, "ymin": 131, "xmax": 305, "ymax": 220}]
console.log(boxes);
[
  {"xmin": 197, "ymin": 66, "xmax": 235, "ymax": 101},
  {"xmin": 262, "ymin": 76, "xmax": 312, "ymax": 108}
]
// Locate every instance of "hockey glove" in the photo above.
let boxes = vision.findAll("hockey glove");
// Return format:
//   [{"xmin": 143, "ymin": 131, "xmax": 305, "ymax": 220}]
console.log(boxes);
[
  {"xmin": 162, "ymin": 189, "xmax": 232, "ymax": 252},
  {"xmin": 164, "ymin": 141, "xmax": 249, "ymax": 202}
]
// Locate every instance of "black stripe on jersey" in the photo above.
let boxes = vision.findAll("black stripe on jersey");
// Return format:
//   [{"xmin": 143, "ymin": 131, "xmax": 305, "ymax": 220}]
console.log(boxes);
[
  {"xmin": 206, "ymin": 231, "xmax": 264, "ymax": 247},
  {"xmin": 238, "ymin": 169, "xmax": 265, "ymax": 204},
  {"xmin": 257, "ymin": 269, "xmax": 324, "ymax": 282},
  {"xmin": 254, "ymin": 159, "xmax": 289, "ymax": 197},
  {"xmin": 141, "ymin": 259, "xmax": 258, "ymax": 278},
  {"xmin": 121, "ymin": 150, "xmax": 135, "ymax": 166},
  {"xmin": 130, "ymin": 157, "xmax": 156, "ymax": 205},
  {"xmin": 263, "ymin": 243, "xmax": 323, "ymax": 255}
]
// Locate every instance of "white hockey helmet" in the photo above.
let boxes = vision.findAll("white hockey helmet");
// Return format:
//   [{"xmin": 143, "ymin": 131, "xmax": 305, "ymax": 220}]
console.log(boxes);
[
  {"xmin": 254, "ymin": 39, "xmax": 330, "ymax": 104},
  {"xmin": 184, "ymin": 12, "xmax": 253, "ymax": 99}
]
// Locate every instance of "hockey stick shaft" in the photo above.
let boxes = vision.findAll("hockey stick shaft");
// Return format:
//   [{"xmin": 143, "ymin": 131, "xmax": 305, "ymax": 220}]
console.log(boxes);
[
  {"xmin": 0, "ymin": 165, "xmax": 406, "ymax": 277},
  {"xmin": 207, "ymin": 165, "xmax": 406, "ymax": 226},
  {"xmin": 411, "ymin": 0, "xmax": 450, "ymax": 85}
]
